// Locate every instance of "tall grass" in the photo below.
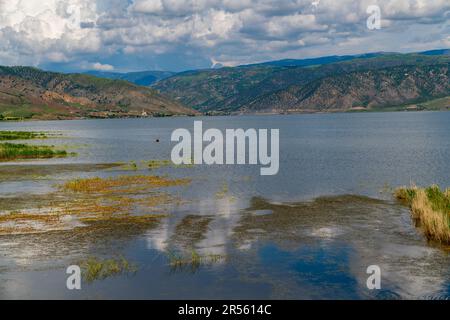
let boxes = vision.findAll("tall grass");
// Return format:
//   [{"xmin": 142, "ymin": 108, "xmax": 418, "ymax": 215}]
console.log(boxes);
[
  {"xmin": 395, "ymin": 185, "xmax": 450, "ymax": 243},
  {"xmin": 0, "ymin": 142, "xmax": 67, "ymax": 160}
]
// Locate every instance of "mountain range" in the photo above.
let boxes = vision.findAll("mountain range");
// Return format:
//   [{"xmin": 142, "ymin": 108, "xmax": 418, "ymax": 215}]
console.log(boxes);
[
  {"xmin": 0, "ymin": 50, "xmax": 449, "ymax": 120},
  {"xmin": 153, "ymin": 51, "xmax": 450, "ymax": 114}
]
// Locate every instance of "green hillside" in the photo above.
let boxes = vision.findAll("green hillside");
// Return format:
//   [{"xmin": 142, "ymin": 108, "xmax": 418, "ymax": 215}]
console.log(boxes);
[
  {"xmin": 153, "ymin": 52, "xmax": 450, "ymax": 114},
  {"xmin": 0, "ymin": 66, "xmax": 196, "ymax": 120}
]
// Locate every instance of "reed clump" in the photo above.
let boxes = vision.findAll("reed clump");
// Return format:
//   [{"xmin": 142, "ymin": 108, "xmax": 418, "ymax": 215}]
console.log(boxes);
[{"xmin": 395, "ymin": 185, "xmax": 450, "ymax": 243}]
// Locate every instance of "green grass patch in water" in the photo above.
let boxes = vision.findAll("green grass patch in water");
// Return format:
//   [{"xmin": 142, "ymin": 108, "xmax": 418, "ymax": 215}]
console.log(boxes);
[
  {"xmin": 79, "ymin": 256, "xmax": 137, "ymax": 283},
  {"xmin": 167, "ymin": 250, "xmax": 224, "ymax": 272},
  {"xmin": 0, "ymin": 131, "xmax": 47, "ymax": 140},
  {"xmin": 0, "ymin": 142, "xmax": 69, "ymax": 161}
]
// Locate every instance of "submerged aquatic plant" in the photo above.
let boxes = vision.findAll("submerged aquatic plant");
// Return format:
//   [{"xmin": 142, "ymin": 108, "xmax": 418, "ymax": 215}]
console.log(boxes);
[{"xmin": 395, "ymin": 185, "xmax": 450, "ymax": 243}]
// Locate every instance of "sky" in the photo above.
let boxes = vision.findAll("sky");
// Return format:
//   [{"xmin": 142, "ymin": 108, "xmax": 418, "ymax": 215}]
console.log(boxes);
[{"xmin": 0, "ymin": 0, "xmax": 448, "ymax": 73}]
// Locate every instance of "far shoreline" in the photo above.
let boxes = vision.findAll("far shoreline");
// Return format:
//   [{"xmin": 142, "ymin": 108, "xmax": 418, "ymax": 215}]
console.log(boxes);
[{"xmin": 1, "ymin": 107, "xmax": 450, "ymax": 122}]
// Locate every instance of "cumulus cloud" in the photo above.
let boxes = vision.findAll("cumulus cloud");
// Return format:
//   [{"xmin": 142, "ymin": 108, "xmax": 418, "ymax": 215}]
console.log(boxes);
[
  {"xmin": 0, "ymin": 0, "xmax": 100, "ymax": 66},
  {"xmin": 0, "ymin": 0, "xmax": 448, "ymax": 71},
  {"xmin": 89, "ymin": 62, "xmax": 114, "ymax": 70}
]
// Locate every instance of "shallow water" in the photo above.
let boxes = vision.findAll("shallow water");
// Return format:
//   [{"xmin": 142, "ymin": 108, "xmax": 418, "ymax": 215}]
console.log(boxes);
[{"xmin": 0, "ymin": 112, "xmax": 449, "ymax": 299}]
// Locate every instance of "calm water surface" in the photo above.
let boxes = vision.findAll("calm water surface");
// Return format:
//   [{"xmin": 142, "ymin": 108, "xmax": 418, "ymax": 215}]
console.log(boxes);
[{"xmin": 0, "ymin": 112, "xmax": 449, "ymax": 299}]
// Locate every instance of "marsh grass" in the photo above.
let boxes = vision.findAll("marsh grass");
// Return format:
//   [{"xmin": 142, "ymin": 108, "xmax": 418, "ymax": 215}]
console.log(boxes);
[
  {"xmin": 0, "ymin": 201, "xmax": 167, "ymax": 235},
  {"xmin": 0, "ymin": 163, "xmax": 122, "ymax": 182},
  {"xmin": 0, "ymin": 211, "xmax": 60, "ymax": 223},
  {"xmin": 62, "ymin": 175, "xmax": 190, "ymax": 193},
  {"xmin": 0, "ymin": 209, "xmax": 66, "ymax": 235},
  {"xmin": 79, "ymin": 256, "xmax": 137, "ymax": 283},
  {"xmin": 0, "ymin": 142, "xmax": 67, "ymax": 161},
  {"xmin": 0, "ymin": 173, "xmax": 184, "ymax": 235},
  {"xmin": 79, "ymin": 213, "xmax": 168, "ymax": 223},
  {"xmin": 0, "ymin": 131, "xmax": 47, "ymax": 140},
  {"xmin": 58, "ymin": 193, "xmax": 172, "ymax": 220},
  {"xmin": 395, "ymin": 185, "xmax": 450, "ymax": 243},
  {"xmin": 0, "ymin": 151, "xmax": 190, "ymax": 235}
]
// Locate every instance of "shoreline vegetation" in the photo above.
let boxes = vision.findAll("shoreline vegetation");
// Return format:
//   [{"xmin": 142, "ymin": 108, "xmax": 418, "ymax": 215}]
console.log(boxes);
[
  {"xmin": 0, "ymin": 112, "xmax": 196, "ymax": 121},
  {"xmin": 1, "ymin": 105, "xmax": 450, "ymax": 121},
  {"xmin": 395, "ymin": 185, "xmax": 450, "ymax": 244}
]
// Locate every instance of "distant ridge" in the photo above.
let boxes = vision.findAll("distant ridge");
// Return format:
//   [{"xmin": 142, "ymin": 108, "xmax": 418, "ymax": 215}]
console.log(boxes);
[
  {"xmin": 241, "ymin": 52, "xmax": 385, "ymax": 68},
  {"xmin": 85, "ymin": 70, "xmax": 175, "ymax": 86},
  {"xmin": 420, "ymin": 49, "xmax": 450, "ymax": 56},
  {"xmin": 239, "ymin": 49, "xmax": 449, "ymax": 68}
]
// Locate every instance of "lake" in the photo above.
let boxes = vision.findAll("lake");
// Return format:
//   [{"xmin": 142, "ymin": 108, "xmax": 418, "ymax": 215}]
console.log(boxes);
[{"xmin": 0, "ymin": 112, "xmax": 449, "ymax": 299}]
